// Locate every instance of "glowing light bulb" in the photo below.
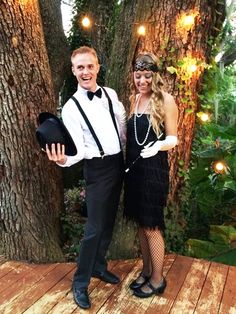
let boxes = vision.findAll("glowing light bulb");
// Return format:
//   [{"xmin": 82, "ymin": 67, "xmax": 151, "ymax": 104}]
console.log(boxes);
[
  {"xmin": 188, "ymin": 64, "xmax": 197, "ymax": 73},
  {"xmin": 137, "ymin": 25, "xmax": 146, "ymax": 36},
  {"xmin": 176, "ymin": 11, "xmax": 198, "ymax": 35},
  {"xmin": 213, "ymin": 161, "xmax": 227, "ymax": 174},
  {"xmin": 182, "ymin": 15, "xmax": 195, "ymax": 28},
  {"xmin": 215, "ymin": 162, "xmax": 224, "ymax": 171},
  {"xmin": 200, "ymin": 113, "xmax": 210, "ymax": 122},
  {"xmin": 82, "ymin": 17, "xmax": 91, "ymax": 28}
]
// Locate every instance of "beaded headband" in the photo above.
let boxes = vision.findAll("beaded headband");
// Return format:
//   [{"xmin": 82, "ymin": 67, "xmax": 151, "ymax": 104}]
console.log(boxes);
[{"xmin": 133, "ymin": 60, "xmax": 159, "ymax": 72}]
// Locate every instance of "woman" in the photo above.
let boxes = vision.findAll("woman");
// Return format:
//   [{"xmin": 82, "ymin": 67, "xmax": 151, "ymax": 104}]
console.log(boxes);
[{"xmin": 124, "ymin": 53, "xmax": 178, "ymax": 298}]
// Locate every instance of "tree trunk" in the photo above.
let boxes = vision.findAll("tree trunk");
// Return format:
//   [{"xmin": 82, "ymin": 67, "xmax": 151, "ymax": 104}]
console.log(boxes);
[
  {"xmin": 107, "ymin": 0, "xmax": 225, "ymax": 256},
  {"xmin": 0, "ymin": 0, "xmax": 64, "ymax": 262},
  {"xmin": 85, "ymin": 0, "xmax": 118, "ymax": 77},
  {"xmin": 39, "ymin": 0, "xmax": 71, "ymax": 99}
]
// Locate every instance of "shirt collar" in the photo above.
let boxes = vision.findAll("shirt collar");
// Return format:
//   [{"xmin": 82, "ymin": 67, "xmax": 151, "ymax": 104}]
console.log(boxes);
[{"xmin": 77, "ymin": 84, "xmax": 101, "ymax": 96}]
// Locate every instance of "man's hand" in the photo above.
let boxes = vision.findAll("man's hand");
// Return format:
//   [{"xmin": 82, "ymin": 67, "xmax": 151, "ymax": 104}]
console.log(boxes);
[{"xmin": 46, "ymin": 143, "xmax": 67, "ymax": 165}]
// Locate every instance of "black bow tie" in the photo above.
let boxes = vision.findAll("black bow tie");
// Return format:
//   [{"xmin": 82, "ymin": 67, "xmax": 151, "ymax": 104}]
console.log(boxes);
[{"xmin": 87, "ymin": 88, "xmax": 102, "ymax": 101}]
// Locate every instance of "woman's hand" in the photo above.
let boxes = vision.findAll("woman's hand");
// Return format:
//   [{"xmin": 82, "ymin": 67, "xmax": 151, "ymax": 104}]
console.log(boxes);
[
  {"xmin": 140, "ymin": 136, "xmax": 178, "ymax": 158},
  {"xmin": 140, "ymin": 141, "xmax": 161, "ymax": 158},
  {"xmin": 46, "ymin": 143, "xmax": 67, "ymax": 165}
]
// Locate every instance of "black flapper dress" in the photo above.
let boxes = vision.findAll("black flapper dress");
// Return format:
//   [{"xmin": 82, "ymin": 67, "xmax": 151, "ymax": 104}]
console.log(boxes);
[{"xmin": 124, "ymin": 114, "xmax": 169, "ymax": 230}]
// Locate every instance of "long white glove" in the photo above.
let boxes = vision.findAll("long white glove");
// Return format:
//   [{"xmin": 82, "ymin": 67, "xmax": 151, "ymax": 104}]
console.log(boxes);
[{"xmin": 140, "ymin": 135, "xmax": 178, "ymax": 158}]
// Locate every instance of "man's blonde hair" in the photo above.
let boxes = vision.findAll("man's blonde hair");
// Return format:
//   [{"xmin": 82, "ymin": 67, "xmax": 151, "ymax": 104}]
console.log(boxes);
[{"xmin": 71, "ymin": 46, "xmax": 99, "ymax": 64}]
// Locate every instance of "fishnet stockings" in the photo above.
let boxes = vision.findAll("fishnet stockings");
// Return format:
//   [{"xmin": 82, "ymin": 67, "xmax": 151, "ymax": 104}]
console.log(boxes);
[
  {"xmin": 138, "ymin": 226, "xmax": 165, "ymax": 292},
  {"xmin": 139, "ymin": 228, "xmax": 151, "ymax": 275}
]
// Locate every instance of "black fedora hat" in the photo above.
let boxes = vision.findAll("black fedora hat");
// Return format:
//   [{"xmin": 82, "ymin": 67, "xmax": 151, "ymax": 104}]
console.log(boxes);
[{"xmin": 36, "ymin": 112, "xmax": 77, "ymax": 156}]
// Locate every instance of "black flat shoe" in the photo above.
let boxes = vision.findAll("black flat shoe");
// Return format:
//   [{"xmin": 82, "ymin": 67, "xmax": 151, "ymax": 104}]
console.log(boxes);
[
  {"xmin": 92, "ymin": 270, "xmax": 120, "ymax": 284},
  {"xmin": 72, "ymin": 285, "xmax": 91, "ymax": 309},
  {"xmin": 129, "ymin": 273, "xmax": 150, "ymax": 290},
  {"xmin": 133, "ymin": 278, "xmax": 167, "ymax": 298}
]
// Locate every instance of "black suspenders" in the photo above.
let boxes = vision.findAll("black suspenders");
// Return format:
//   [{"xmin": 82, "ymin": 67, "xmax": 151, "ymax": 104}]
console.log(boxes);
[
  {"xmin": 101, "ymin": 87, "xmax": 122, "ymax": 150},
  {"xmin": 71, "ymin": 88, "xmax": 122, "ymax": 158}
]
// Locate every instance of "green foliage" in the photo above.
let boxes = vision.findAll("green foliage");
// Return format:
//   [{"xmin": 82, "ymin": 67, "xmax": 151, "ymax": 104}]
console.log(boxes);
[
  {"xmin": 184, "ymin": 135, "xmax": 236, "ymax": 243},
  {"xmin": 186, "ymin": 225, "xmax": 236, "ymax": 266},
  {"xmin": 61, "ymin": 214, "xmax": 84, "ymax": 258},
  {"xmin": 179, "ymin": 3, "xmax": 236, "ymax": 258},
  {"xmin": 65, "ymin": 179, "xmax": 86, "ymax": 207},
  {"xmin": 164, "ymin": 201, "xmax": 187, "ymax": 254},
  {"xmin": 210, "ymin": 249, "xmax": 236, "ymax": 265},
  {"xmin": 168, "ymin": 9, "xmax": 236, "ymax": 256},
  {"xmin": 166, "ymin": 66, "xmax": 177, "ymax": 74},
  {"xmin": 182, "ymin": 58, "xmax": 236, "ymax": 264},
  {"xmin": 209, "ymin": 225, "xmax": 236, "ymax": 244},
  {"xmin": 186, "ymin": 239, "xmax": 230, "ymax": 259},
  {"xmin": 67, "ymin": 0, "xmax": 92, "ymax": 50}
]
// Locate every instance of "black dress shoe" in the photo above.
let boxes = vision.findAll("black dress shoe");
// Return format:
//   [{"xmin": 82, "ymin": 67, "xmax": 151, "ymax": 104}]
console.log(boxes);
[
  {"xmin": 129, "ymin": 273, "xmax": 150, "ymax": 290},
  {"xmin": 92, "ymin": 270, "xmax": 120, "ymax": 284},
  {"xmin": 72, "ymin": 285, "xmax": 91, "ymax": 309},
  {"xmin": 133, "ymin": 278, "xmax": 167, "ymax": 298}
]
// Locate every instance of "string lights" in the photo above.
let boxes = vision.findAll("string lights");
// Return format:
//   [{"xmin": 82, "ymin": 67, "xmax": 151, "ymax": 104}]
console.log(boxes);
[
  {"xmin": 212, "ymin": 161, "xmax": 227, "ymax": 174},
  {"xmin": 80, "ymin": 10, "xmax": 198, "ymax": 36},
  {"xmin": 80, "ymin": 15, "xmax": 109, "ymax": 30},
  {"xmin": 176, "ymin": 10, "xmax": 199, "ymax": 34},
  {"xmin": 80, "ymin": 10, "xmax": 198, "ymax": 39},
  {"xmin": 177, "ymin": 56, "xmax": 203, "ymax": 81},
  {"xmin": 181, "ymin": 15, "xmax": 195, "ymax": 28},
  {"xmin": 80, "ymin": 15, "xmax": 149, "ymax": 36},
  {"xmin": 137, "ymin": 25, "xmax": 146, "ymax": 36},
  {"xmin": 81, "ymin": 16, "xmax": 91, "ymax": 28},
  {"xmin": 188, "ymin": 64, "xmax": 197, "ymax": 73},
  {"xmin": 197, "ymin": 112, "xmax": 210, "ymax": 122}
]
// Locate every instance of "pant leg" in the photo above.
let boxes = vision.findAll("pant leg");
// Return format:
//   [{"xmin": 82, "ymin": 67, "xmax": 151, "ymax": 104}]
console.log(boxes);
[
  {"xmin": 73, "ymin": 153, "xmax": 123, "ymax": 289},
  {"xmin": 93, "ymin": 162, "xmax": 123, "ymax": 272}
]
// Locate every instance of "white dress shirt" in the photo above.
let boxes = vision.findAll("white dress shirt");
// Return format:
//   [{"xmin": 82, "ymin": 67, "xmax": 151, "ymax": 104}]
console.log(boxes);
[{"xmin": 59, "ymin": 85, "xmax": 126, "ymax": 167}]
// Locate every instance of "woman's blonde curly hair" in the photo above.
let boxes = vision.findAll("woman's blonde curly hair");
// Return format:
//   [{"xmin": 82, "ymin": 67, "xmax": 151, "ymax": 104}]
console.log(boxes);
[{"xmin": 129, "ymin": 53, "xmax": 165, "ymax": 136}]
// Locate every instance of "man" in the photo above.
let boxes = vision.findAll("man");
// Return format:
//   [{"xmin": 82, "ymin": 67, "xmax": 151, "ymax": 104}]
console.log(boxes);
[{"xmin": 46, "ymin": 46, "xmax": 126, "ymax": 309}]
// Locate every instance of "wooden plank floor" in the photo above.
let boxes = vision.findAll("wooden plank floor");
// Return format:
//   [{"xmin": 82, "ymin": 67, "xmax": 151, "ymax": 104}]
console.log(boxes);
[{"xmin": 0, "ymin": 254, "xmax": 235, "ymax": 314}]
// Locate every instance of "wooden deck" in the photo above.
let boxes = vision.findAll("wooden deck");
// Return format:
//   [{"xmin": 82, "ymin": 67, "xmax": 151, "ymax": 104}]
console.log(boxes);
[{"xmin": 0, "ymin": 254, "xmax": 235, "ymax": 314}]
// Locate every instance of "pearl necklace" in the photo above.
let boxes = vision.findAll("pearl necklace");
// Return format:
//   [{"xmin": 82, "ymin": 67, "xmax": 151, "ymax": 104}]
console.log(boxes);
[
  {"xmin": 135, "ymin": 94, "xmax": 150, "ymax": 118},
  {"xmin": 134, "ymin": 114, "xmax": 152, "ymax": 146},
  {"xmin": 134, "ymin": 95, "xmax": 152, "ymax": 146}
]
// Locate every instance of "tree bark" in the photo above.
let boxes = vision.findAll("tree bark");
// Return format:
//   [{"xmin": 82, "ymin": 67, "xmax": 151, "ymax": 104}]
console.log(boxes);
[
  {"xmin": 39, "ymin": 0, "xmax": 71, "ymax": 99},
  {"xmin": 85, "ymin": 0, "xmax": 117, "ymax": 76},
  {"xmin": 0, "ymin": 0, "xmax": 64, "ymax": 262},
  {"xmin": 107, "ymin": 0, "xmax": 226, "ymax": 255}
]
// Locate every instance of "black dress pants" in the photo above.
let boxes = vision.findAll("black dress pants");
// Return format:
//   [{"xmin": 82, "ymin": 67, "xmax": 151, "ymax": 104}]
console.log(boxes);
[{"xmin": 73, "ymin": 152, "xmax": 124, "ymax": 290}]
